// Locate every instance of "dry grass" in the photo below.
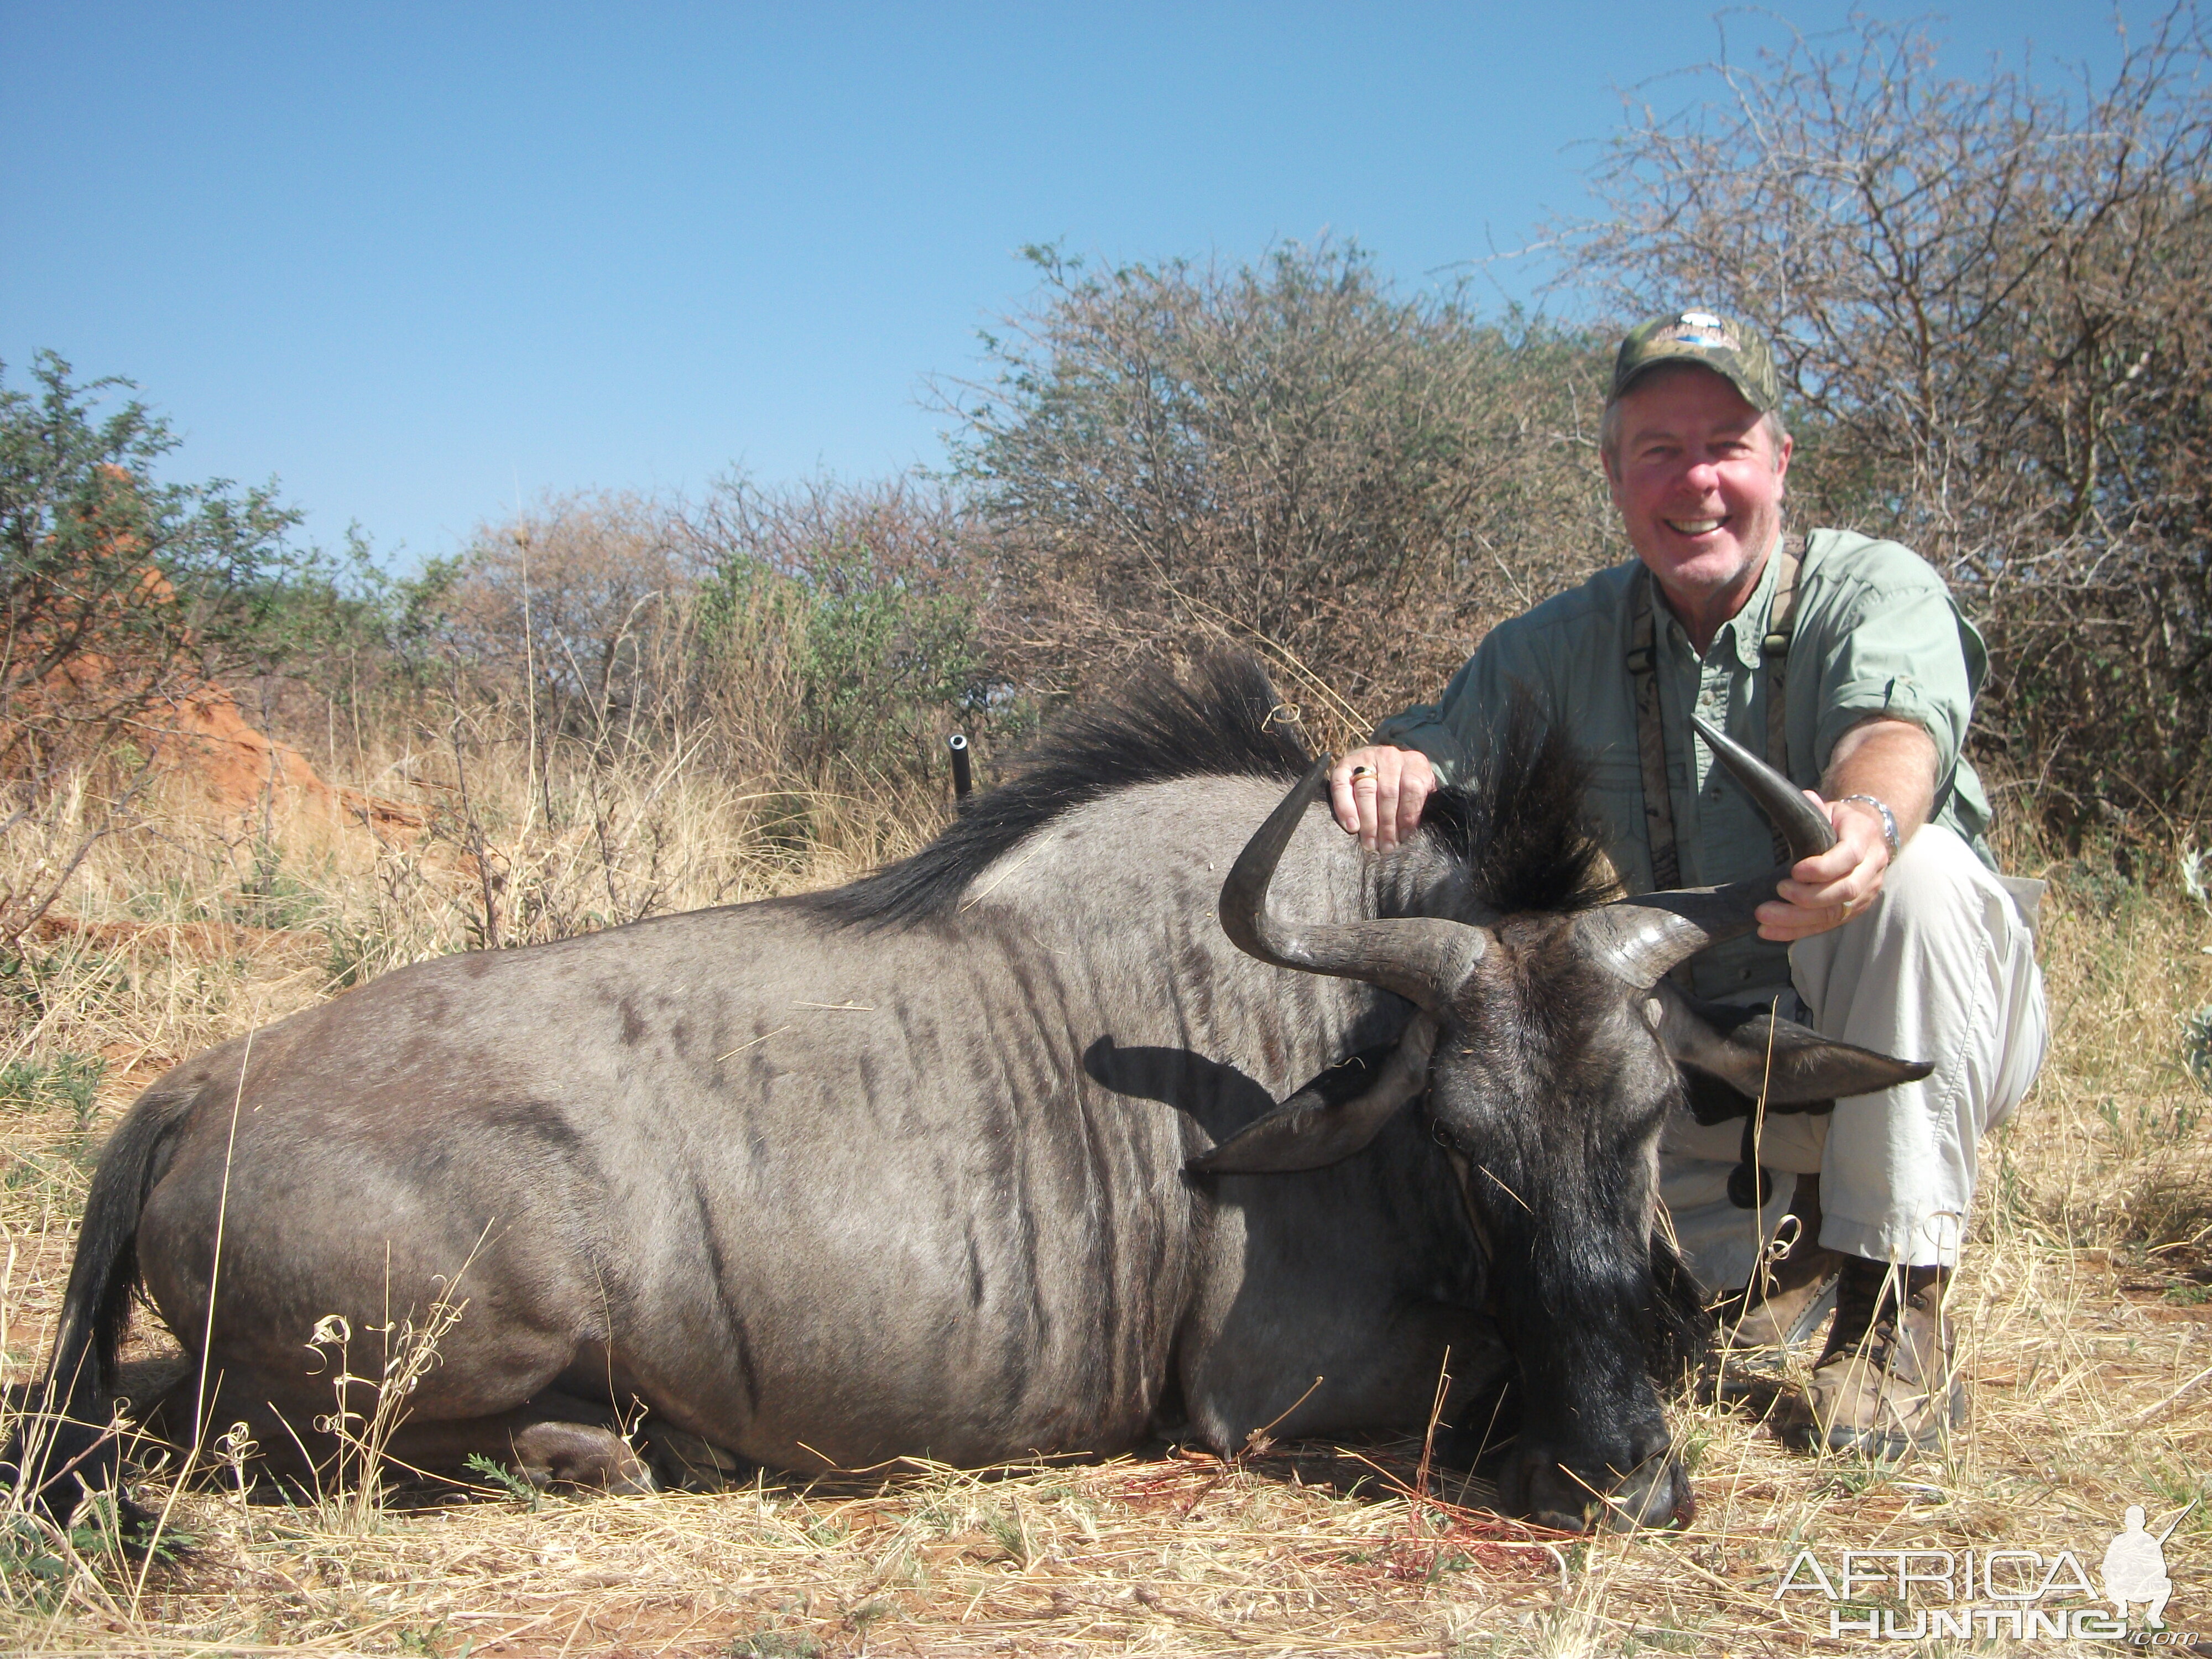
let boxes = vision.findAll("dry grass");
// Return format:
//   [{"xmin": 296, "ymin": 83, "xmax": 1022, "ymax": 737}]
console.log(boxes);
[{"xmin": 2, "ymin": 732, "xmax": 2209, "ymax": 1655}]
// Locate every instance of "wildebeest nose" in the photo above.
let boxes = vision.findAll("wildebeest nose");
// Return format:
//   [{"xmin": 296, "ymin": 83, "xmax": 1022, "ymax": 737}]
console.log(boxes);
[{"xmin": 1597, "ymin": 1453, "xmax": 1694, "ymax": 1533}]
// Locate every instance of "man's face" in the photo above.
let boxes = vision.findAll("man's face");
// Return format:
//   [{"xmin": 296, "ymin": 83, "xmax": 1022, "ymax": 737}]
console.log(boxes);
[{"xmin": 1603, "ymin": 365, "xmax": 1791, "ymax": 625}]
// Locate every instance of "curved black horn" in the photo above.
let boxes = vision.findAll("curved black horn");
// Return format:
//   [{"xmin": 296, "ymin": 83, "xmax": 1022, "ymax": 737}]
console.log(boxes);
[
  {"xmin": 1574, "ymin": 714, "xmax": 1838, "ymax": 988},
  {"xmin": 1219, "ymin": 760, "xmax": 1488, "ymax": 1011},
  {"xmin": 1689, "ymin": 714, "xmax": 1837, "ymax": 860}
]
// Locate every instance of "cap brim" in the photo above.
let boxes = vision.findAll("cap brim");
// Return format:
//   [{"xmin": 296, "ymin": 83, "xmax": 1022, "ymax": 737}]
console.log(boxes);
[{"xmin": 1613, "ymin": 354, "xmax": 1773, "ymax": 411}]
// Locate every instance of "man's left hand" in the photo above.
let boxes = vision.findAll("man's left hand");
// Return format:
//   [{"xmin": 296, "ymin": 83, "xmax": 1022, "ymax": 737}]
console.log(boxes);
[{"xmin": 1755, "ymin": 794, "xmax": 1893, "ymax": 942}]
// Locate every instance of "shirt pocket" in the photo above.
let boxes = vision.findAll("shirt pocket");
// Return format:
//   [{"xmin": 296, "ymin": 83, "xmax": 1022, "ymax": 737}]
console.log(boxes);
[{"xmin": 1584, "ymin": 750, "xmax": 1650, "ymax": 891}]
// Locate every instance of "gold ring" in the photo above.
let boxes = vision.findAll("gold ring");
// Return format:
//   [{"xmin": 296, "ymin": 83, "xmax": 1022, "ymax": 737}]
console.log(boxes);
[{"xmin": 1349, "ymin": 765, "xmax": 1371, "ymax": 780}]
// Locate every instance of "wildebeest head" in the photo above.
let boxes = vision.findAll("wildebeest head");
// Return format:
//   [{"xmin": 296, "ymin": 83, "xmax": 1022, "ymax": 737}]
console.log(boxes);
[{"xmin": 1197, "ymin": 708, "xmax": 1931, "ymax": 1532}]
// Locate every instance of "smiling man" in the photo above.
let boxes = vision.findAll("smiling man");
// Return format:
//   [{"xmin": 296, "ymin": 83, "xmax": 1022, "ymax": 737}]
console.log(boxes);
[{"xmin": 1329, "ymin": 312, "xmax": 2048, "ymax": 1456}]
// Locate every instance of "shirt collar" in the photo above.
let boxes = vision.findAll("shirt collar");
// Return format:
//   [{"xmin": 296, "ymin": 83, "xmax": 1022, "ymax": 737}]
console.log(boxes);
[{"xmin": 1663, "ymin": 529, "xmax": 1787, "ymax": 668}]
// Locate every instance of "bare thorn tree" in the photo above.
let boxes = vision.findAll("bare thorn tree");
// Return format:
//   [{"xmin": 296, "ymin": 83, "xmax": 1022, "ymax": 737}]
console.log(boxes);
[{"xmin": 1561, "ymin": 6, "xmax": 2212, "ymax": 831}]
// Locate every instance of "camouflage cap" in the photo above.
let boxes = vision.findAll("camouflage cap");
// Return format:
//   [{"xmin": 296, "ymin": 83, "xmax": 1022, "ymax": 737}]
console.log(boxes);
[{"xmin": 1610, "ymin": 310, "xmax": 1780, "ymax": 411}]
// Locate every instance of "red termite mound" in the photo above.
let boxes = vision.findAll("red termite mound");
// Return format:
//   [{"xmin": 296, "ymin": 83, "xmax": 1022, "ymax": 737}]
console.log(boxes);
[{"xmin": 160, "ymin": 680, "xmax": 425, "ymax": 834}]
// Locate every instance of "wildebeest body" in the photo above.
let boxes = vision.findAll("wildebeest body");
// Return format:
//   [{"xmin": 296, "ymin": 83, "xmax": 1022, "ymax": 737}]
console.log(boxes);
[
  {"xmin": 103, "ymin": 768, "xmax": 1493, "ymax": 1482},
  {"xmin": 21, "ymin": 656, "xmax": 1924, "ymax": 1532}
]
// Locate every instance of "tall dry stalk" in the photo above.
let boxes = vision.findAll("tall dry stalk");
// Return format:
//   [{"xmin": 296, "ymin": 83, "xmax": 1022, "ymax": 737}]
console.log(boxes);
[{"xmin": 300, "ymin": 1232, "xmax": 484, "ymax": 1535}]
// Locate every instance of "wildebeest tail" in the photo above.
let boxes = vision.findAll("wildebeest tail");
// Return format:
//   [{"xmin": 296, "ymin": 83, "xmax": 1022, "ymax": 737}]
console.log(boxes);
[{"xmin": 3, "ymin": 1078, "xmax": 195, "ymax": 1525}]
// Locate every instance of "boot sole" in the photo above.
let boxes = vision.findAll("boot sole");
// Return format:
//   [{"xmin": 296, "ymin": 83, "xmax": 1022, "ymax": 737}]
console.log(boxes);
[{"xmin": 1719, "ymin": 1270, "xmax": 1840, "ymax": 1352}]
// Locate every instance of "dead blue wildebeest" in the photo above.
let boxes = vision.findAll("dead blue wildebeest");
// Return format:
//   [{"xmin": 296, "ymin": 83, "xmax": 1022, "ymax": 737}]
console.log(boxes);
[{"xmin": 7, "ymin": 655, "xmax": 1926, "ymax": 1532}]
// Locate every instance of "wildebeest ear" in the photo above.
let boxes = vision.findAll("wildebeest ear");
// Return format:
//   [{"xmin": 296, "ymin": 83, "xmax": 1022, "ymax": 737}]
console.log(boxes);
[
  {"xmin": 1190, "ymin": 1016, "xmax": 1437, "ymax": 1175},
  {"xmin": 1655, "ymin": 988, "xmax": 1933, "ymax": 1105}
]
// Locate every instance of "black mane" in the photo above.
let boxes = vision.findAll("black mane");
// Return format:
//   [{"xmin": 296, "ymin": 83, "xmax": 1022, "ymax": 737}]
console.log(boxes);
[
  {"xmin": 808, "ymin": 652, "xmax": 1613, "ymax": 931},
  {"xmin": 809, "ymin": 653, "xmax": 1312, "ymax": 930},
  {"xmin": 1418, "ymin": 696, "xmax": 1617, "ymax": 919}
]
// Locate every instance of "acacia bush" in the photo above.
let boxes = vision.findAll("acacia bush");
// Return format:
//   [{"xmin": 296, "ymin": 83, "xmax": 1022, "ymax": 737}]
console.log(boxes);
[
  {"xmin": 0, "ymin": 357, "xmax": 314, "ymax": 763},
  {"xmin": 299, "ymin": 474, "xmax": 994, "ymax": 787},
  {"xmin": 285, "ymin": 474, "xmax": 997, "ymax": 874},
  {"xmin": 943, "ymin": 241, "xmax": 1619, "ymax": 727},
  {"xmin": 0, "ymin": 354, "xmax": 325, "ymax": 940},
  {"xmin": 686, "ymin": 474, "xmax": 993, "ymax": 787},
  {"xmin": 442, "ymin": 489, "xmax": 702, "ymax": 752}
]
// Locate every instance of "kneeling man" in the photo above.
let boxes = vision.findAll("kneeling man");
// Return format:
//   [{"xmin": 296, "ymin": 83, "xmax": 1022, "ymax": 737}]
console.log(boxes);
[{"xmin": 1331, "ymin": 312, "xmax": 2048, "ymax": 1455}]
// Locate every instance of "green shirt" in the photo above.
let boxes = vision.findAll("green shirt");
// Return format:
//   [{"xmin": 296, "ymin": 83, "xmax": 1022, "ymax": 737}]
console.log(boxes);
[{"xmin": 1373, "ymin": 528, "xmax": 1995, "ymax": 1001}]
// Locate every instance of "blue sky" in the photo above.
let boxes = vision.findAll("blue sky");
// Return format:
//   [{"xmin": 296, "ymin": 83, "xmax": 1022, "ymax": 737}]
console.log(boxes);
[{"xmin": 2, "ymin": 3, "xmax": 2136, "ymax": 567}]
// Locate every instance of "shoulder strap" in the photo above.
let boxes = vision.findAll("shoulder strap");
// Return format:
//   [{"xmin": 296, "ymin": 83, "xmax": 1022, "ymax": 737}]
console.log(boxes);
[
  {"xmin": 1626, "ymin": 565, "xmax": 1681, "ymax": 890},
  {"xmin": 1761, "ymin": 540, "xmax": 1803, "ymax": 865},
  {"xmin": 1762, "ymin": 541, "xmax": 1802, "ymax": 766},
  {"xmin": 1632, "ymin": 542, "xmax": 1804, "ymax": 886}
]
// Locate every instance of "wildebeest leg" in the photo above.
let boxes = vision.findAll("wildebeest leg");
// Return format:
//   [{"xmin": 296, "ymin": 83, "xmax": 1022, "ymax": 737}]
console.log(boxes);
[
  {"xmin": 386, "ymin": 1390, "xmax": 656, "ymax": 1494},
  {"xmin": 507, "ymin": 1422, "xmax": 651, "ymax": 1491},
  {"xmin": 145, "ymin": 1373, "xmax": 655, "ymax": 1494},
  {"xmin": 634, "ymin": 1422, "xmax": 753, "ymax": 1490}
]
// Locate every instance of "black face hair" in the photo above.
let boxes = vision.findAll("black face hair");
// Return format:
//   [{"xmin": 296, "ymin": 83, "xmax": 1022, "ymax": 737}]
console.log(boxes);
[{"xmin": 1415, "ymin": 694, "xmax": 1617, "ymax": 922}]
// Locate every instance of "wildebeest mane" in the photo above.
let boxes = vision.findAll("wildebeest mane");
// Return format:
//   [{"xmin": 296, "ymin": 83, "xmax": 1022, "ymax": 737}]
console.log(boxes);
[
  {"xmin": 811, "ymin": 654, "xmax": 1613, "ymax": 933},
  {"xmin": 1418, "ymin": 695, "xmax": 1617, "ymax": 920},
  {"xmin": 810, "ymin": 653, "xmax": 1313, "ymax": 930}
]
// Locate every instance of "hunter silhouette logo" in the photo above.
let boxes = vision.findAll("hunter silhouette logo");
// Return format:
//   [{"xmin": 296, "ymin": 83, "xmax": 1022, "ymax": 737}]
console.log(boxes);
[{"xmin": 2103, "ymin": 1502, "xmax": 2189, "ymax": 1630}]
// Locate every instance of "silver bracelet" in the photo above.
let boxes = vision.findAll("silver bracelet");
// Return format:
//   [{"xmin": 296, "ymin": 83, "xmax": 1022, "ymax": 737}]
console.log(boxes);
[{"xmin": 1839, "ymin": 794, "xmax": 1900, "ymax": 859}]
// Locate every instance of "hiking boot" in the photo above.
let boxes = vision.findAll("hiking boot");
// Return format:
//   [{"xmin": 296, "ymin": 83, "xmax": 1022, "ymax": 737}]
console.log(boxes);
[
  {"xmin": 1712, "ymin": 1175, "xmax": 1843, "ymax": 1352},
  {"xmin": 1793, "ymin": 1258, "xmax": 1963, "ymax": 1457},
  {"xmin": 1717, "ymin": 1258, "xmax": 1843, "ymax": 1350}
]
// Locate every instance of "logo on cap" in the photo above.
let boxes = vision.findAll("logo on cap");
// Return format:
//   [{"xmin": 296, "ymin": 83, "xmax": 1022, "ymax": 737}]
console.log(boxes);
[{"xmin": 1665, "ymin": 312, "xmax": 1738, "ymax": 349}]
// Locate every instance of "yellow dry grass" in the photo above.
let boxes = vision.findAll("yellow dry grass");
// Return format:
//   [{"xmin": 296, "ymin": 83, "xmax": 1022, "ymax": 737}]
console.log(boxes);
[{"xmin": 2, "ymin": 730, "xmax": 2208, "ymax": 1656}]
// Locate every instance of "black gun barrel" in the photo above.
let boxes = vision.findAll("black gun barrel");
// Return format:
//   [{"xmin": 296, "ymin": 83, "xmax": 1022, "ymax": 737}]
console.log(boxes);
[{"xmin": 947, "ymin": 733, "xmax": 973, "ymax": 800}]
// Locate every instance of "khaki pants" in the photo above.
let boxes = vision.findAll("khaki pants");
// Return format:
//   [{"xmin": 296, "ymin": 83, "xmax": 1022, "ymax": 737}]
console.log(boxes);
[{"xmin": 1658, "ymin": 825, "xmax": 2050, "ymax": 1293}]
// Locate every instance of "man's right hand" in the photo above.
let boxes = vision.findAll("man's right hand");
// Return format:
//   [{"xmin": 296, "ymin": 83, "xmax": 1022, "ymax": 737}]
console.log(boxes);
[{"xmin": 1329, "ymin": 745, "xmax": 1436, "ymax": 852}]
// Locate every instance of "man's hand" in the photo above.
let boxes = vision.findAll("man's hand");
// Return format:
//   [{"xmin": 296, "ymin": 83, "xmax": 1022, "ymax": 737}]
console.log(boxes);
[
  {"xmin": 1329, "ymin": 745, "xmax": 1435, "ymax": 852},
  {"xmin": 1755, "ymin": 793, "xmax": 1893, "ymax": 942},
  {"xmin": 1755, "ymin": 716, "xmax": 1937, "ymax": 942}
]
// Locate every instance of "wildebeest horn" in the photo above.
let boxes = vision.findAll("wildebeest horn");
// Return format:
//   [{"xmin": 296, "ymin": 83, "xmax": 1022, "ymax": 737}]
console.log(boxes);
[
  {"xmin": 1575, "ymin": 714, "xmax": 1839, "ymax": 989},
  {"xmin": 1220, "ymin": 760, "xmax": 1489, "ymax": 1011},
  {"xmin": 1690, "ymin": 715, "xmax": 1838, "ymax": 854}
]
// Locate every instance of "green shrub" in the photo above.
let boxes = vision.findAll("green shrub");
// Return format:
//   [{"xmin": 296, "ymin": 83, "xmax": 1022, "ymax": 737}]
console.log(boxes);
[
  {"xmin": 697, "ymin": 539, "xmax": 983, "ymax": 786},
  {"xmin": 0, "ymin": 1050, "xmax": 104, "ymax": 1128}
]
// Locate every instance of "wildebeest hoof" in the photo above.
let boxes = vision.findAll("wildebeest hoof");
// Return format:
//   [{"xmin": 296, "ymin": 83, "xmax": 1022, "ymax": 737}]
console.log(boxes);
[
  {"xmin": 641, "ymin": 1424, "xmax": 752, "ymax": 1491},
  {"xmin": 511, "ymin": 1422, "xmax": 657, "ymax": 1494}
]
